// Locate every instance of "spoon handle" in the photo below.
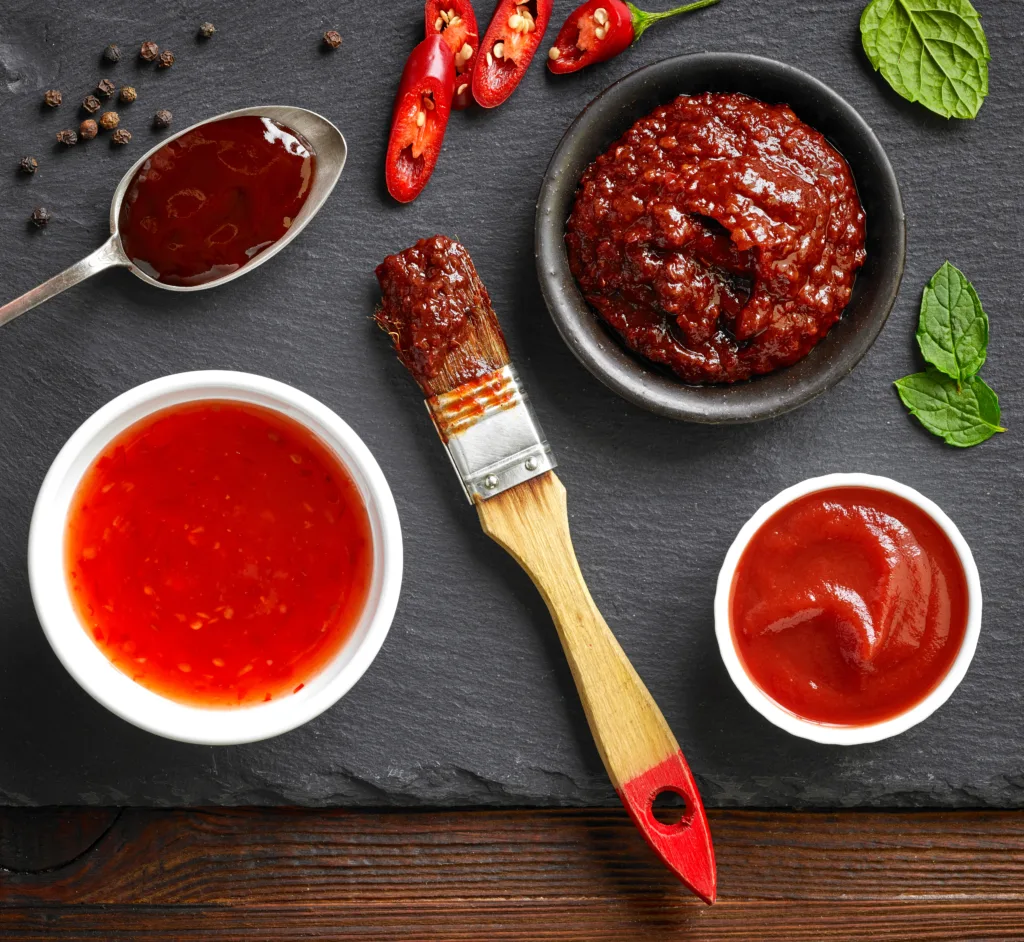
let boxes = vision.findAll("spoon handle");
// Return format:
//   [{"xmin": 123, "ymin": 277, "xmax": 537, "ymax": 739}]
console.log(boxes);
[{"xmin": 0, "ymin": 236, "xmax": 126, "ymax": 330}]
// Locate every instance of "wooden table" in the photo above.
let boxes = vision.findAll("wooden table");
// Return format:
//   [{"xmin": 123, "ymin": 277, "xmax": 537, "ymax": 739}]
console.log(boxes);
[{"xmin": 0, "ymin": 807, "xmax": 1020, "ymax": 939}]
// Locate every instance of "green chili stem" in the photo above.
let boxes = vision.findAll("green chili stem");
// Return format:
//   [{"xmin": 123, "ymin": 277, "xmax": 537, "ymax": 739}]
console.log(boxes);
[{"xmin": 628, "ymin": 0, "xmax": 721, "ymax": 42}]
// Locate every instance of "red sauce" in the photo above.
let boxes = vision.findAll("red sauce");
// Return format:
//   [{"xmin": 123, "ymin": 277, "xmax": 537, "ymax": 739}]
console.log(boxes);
[
  {"xmin": 566, "ymin": 92, "xmax": 867, "ymax": 384},
  {"xmin": 374, "ymin": 235, "xmax": 508, "ymax": 396},
  {"xmin": 730, "ymin": 487, "xmax": 969, "ymax": 726},
  {"xmin": 65, "ymin": 400, "xmax": 373, "ymax": 708},
  {"xmin": 118, "ymin": 115, "xmax": 316, "ymax": 287}
]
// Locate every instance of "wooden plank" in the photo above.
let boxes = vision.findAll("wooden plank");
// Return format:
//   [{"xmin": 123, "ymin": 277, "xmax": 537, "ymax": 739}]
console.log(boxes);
[{"xmin": 0, "ymin": 808, "xmax": 1022, "ymax": 939}]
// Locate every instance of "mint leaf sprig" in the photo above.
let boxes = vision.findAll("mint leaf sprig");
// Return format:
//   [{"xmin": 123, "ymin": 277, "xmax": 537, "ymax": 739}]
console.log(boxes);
[
  {"xmin": 860, "ymin": 0, "xmax": 990, "ymax": 120},
  {"xmin": 896, "ymin": 262, "xmax": 1004, "ymax": 448}
]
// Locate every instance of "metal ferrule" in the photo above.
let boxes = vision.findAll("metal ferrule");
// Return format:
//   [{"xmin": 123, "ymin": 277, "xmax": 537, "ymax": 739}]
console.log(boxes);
[{"xmin": 425, "ymin": 364, "xmax": 556, "ymax": 503}]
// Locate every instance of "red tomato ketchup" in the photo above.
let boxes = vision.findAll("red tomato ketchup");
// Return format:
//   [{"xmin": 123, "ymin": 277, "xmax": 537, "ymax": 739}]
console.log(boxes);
[
  {"xmin": 730, "ymin": 487, "xmax": 969, "ymax": 726},
  {"xmin": 65, "ymin": 401, "xmax": 373, "ymax": 708}
]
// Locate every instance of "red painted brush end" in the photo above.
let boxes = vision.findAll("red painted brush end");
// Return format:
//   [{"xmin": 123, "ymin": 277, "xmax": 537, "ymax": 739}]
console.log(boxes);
[{"xmin": 617, "ymin": 749, "xmax": 717, "ymax": 904}]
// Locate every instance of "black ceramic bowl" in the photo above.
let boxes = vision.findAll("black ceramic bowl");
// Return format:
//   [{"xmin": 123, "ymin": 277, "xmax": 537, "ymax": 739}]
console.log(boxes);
[{"xmin": 535, "ymin": 53, "xmax": 906, "ymax": 424}]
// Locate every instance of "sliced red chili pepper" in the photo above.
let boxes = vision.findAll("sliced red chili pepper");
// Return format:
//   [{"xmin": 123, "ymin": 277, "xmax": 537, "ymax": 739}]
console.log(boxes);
[
  {"xmin": 425, "ymin": 0, "xmax": 480, "ymax": 109},
  {"xmin": 472, "ymin": 0, "xmax": 553, "ymax": 108},
  {"xmin": 547, "ymin": 0, "xmax": 719, "ymax": 75},
  {"xmin": 385, "ymin": 35, "xmax": 456, "ymax": 203}
]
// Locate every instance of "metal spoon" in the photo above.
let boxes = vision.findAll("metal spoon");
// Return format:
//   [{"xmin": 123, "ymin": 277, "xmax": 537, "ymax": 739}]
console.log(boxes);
[{"xmin": 0, "ymin": 105, "xmax": 347, "ymax": 329}]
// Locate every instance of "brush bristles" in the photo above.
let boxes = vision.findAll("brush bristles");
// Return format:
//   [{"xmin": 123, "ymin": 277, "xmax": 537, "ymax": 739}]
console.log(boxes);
[{"xmin": 375, "ymin": 236, "xmax": 509, "ymax": 399}]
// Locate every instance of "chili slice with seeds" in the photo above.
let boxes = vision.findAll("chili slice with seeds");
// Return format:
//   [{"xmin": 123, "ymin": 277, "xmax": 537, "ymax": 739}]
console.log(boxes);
[
  {"xmin": 385, "ymin": 35, "xmax": 456, "ymax": 203},
  {"xmin": 547, "ymin": 0, "xmax": 719, "ymax": 74},
  {"xmin": 426, "ymin": 0, "xmax": 479, "ymax": 109},
  {"xmin": 472, "ymin": 0, "xmax": 553, "ymax": 108}
]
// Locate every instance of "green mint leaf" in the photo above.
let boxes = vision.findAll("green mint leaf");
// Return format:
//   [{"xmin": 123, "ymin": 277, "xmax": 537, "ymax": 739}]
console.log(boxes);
[
  {"xmin": 860, "ymin": 0, "xmax": 990, "ymax": 119},
  {"xmin": 895, "ymin": 369, "xmax": 1004, "ymax": 447},
  {"xmin": 916, "ymin": 261, "xmax": 988, "ymax": 381}
]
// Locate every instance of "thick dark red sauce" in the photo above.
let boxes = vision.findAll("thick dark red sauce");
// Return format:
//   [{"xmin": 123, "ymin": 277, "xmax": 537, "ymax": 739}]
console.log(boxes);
[
  {"xmin": 119, "ymin": 115, "xmax": 316, "ymax": 287},
  {"xmin": 374, "ymin": 235, "xmax": 508, "ymax": 395},
  {"xmin": 65, "ymin": 400, "xmax": 373, "ymax": 708},
  {"xmin": 730, "ymin": 487, "xmax": 969, "ymax": 726},
  {"xmin": 566, "ymin": 92, "xmax": 867, "ymax": 385}
]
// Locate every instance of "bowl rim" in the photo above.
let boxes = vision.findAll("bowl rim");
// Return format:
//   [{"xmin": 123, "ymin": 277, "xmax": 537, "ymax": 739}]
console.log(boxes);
[
  {"xmin": 535, "ymin": 51, "xmax": 907, "ymax": 424},
  {"xmin": 28, "ymin": 370, "xmax": 403, "ymax": 745},
  {"xmin": 713, "ymin": 473, "xmax": 982, "ymax": 746}
]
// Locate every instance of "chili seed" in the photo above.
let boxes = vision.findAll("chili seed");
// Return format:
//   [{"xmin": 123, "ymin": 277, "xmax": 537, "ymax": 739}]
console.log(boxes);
[
  {"xmin": 79, "ymin": 119, "xmax": 98, "ymax": 139},
  {"xmin": 509, "ymin": 13, "xmax": 523, "ymax": 29},
  {"xmin": 416, "ymin": 110, "xmax": 426, "ymax": 127},
  {"xmin": 440, "ymin": 9, "xmax": 450, "ymax": 22},
  {"xmin": 44, "ymin": 89, "xmax": 62, "ymax": 107},
  {"xmin": 434, "ymin": 15, "xmax": 443, "ymax": 30},
  {"xmin": 548, "ymin": 46, "xmax": 560, "ymax": 60},
  {"xmin": 112, "ymin": 128, "xmax": 132, "ymax": 145},
  {"xmin": 493, "ymin": 42, "xmax": 505, "ymax": 58},
  {"xmin": 157, "ymin": 50, "xmax": 175, "ymax": 68},
  {"xmin": 97, "ymin": 78, "xmax": 116, "ymax": 97},
  {"xmin": 119, "ymin": 85, "xmax": 137, "ymax": 103},
  {"xmin": 153, "ymin": 109, "xmax": 173, "ymax": 129},
  {"xmin": 449, "ymin": 15, "xmax": 461, "ymax": 26},
  {"xmin": 99, "ymin": 111, "xmax": 120, "ymax": 130},
  {"xmin": 140, "ymin": 41, "xmax": 159, "ymax": 61},
  {"xmin": 18, "ymin": 156, "xmax": 38, "ymax": 174},
  {"xmin": 593, "ymin": 7, "xmax": 608, "ymax": 24},
  {"xmin": 595, "ymin": 25, "xmax": 607, "ymax": 39},
  {"xmin": 486, "ymin": 51, "xmax": 493, "ymax": 66},
  {"xmin": 199, "ymin": 21, "xmax": 216, "ymax": 38},
  {"xmin": 103, "ymin": 42, "xmax": 121, "ymax": 62},
  {"xmin": 82, "ymin": 94, "xmax": 101, "ymax": 113},
  {"xmin": 323, "ymin": 29, "xmax": 342, "ymax": 49},
  {"xmin": 55, "ymin": 128, "xmax": 78, "ymax": 146},
  {"xmin": 30, "ymin": 207, "xmax": 51, "ymax": 228}
]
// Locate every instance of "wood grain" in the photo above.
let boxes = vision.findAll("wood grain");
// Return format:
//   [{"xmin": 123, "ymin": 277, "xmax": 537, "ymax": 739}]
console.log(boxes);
[
  {"xmin": 1, "ymin": 808, "xmax": 1023, "ymax": 940},
  {"xmin": 476, "ymin": 471, "xmax": 715, "ymax": 898}
]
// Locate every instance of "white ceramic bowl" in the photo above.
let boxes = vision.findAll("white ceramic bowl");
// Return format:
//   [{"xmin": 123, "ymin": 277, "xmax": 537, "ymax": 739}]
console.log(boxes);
[
  {"xmin": 29, "ymin": 371, "xmax": 403, "ymax": 745},
  {"xmin": 714, "ymin": 473, "xmax": 981, "ymax": 745}
]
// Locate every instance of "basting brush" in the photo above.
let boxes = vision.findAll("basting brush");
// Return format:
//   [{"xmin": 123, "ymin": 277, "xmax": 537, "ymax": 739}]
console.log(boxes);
[{"xmin": 375, "ymin": 235, "xmax": 716, "ymax": 903}]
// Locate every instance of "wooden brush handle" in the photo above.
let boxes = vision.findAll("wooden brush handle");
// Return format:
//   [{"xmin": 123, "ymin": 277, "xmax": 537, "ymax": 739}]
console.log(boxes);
[{"xmin": 476, "ymin": 471, "xmax": 716, "ymax": 903}]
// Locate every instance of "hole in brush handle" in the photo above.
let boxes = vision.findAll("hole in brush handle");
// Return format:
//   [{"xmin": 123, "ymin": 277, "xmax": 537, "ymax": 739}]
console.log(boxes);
[{"xmin": 616, "ymin": 749, "xmax": 718, "ymax": 904}]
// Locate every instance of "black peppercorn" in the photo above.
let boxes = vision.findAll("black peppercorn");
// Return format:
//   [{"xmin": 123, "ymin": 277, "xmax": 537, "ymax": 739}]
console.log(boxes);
[
  {"xmin": 19, "ymin": 156, "xmax": 39, "ymax": 174},
  {"xmin": 323, "ymin": 30, "xmax": 342, "ymax": 49},
  {"xmin": 199, "ymin": 21, "xmax": 216, "ymax": 38},
  {"xmin": 55, "ymin": 128, "xmax": 78, "ymax": 146},
  {"xmin": 99, "ymin": 111, "xmax": 120, "ymax": 130},
  {"xmin": 96, "ymin": 78, "xmax": 116, "ymax": 98},
  {"xmin": 44, "ymin": 89, "xmax": 62, "ymax": 107},
  {"xmin": 82, "ymin": 95, "xmax": 101, "ymax": 114},
  {"xmin": 157, "ymin": 50, "xmax": 175, "ymax": 68},
  {"xmin": 31, "ymin": 207, "xmax": 51, "ymax": 228},
  {"xmin": 153, "ymin": 109, "xmax": 173, "ymax": 129},
  {"xmin": 119, "ymin": 85, "xmax": 137, "ymax": 104},
  {"xmin": 112, "ymin": 128, "xmax": 132, "ymax": 145},
  {"xmin": 103, "ymin": 43, "xmax": 121, "ymax": 62},
  {"xmin": 140, "ymin": 40, "xmax": 159, "ymax": 61},
  {"xmin": 80, "ymin": 119, "xmax": 98, "ymax": 140}
]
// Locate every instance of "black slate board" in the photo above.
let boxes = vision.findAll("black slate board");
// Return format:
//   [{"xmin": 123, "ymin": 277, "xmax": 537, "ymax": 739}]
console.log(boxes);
[{"xmin": 0, "ymin": 0, "xmax": 1021, "ymax": 808}]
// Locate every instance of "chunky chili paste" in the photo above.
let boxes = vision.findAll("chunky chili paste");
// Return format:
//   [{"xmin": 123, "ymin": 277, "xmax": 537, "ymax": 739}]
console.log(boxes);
[
  {"xmin": 65, "ymin": 400, "xmax": 373, "ymax": 708},
  {"xmin": 375, "ymin": 234, "xmax": 508, "ymax": 396},
  {"xmin": 730, "ymin": 487, "xmax": 969, "ymax": 726},
  {"xmin": 566, "ymin": 92, "xmax": 867, "ymax": 384}
]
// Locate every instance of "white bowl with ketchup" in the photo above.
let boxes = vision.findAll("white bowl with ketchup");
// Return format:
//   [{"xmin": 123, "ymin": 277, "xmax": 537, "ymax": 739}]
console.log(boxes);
[
  {"xmin": 715, "ymin": 474, "xmax": 981, "ymax": 745},
  {"xmin": 29, "ymin": 371, "xmax": 402, "ymax": 745}
]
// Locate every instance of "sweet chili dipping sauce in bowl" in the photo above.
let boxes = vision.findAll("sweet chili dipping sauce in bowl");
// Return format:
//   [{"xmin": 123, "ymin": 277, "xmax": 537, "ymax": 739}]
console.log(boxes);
[
  {"xmin": 30, "ymin": 372, "xmax": 402, "ymax": 744},
  {"xmin": 715, "ymin": 475, "xmax": 981, "ymax": 745},
  {"xmin": 118, "ymin": 115, "xmax": 315, "ymax": 286}
]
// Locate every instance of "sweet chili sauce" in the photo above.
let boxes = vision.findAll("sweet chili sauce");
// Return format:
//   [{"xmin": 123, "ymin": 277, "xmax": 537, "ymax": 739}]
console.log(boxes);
[
  {"xmin": 730, "ymin": 487, "xmax": 969, "ymax": 726},
  {"xmin": 118, "ymin": 115, "xmax": 316, "ymax": 286},
  {"xmin": 65, "ymin": 400, "xmax": 373, "ymax": 708}
]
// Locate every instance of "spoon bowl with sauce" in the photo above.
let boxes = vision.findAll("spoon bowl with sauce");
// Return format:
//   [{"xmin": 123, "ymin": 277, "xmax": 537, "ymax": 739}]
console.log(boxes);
[{"xmin": 0, "ymin": 106, "xmax": 346, "ymax": 327}]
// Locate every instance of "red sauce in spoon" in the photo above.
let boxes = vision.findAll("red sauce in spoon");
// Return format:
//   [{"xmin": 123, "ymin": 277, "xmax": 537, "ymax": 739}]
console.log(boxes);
[
  {"xmin": 118, "ymin": 115, "xmax": 316, "ymax": 287},
  {"xmin": 730, "ymin": 487, "xmax": 969, "ymax": 726},
  {"xmin": 65, "ymin": 400, "xmax": 373, "ymax": 708}
]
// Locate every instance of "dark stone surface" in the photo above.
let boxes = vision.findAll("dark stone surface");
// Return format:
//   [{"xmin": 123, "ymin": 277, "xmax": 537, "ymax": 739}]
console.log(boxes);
[{"xmin": 0, "ymin": 0, "xmax": 1020, "ymax": 808}]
